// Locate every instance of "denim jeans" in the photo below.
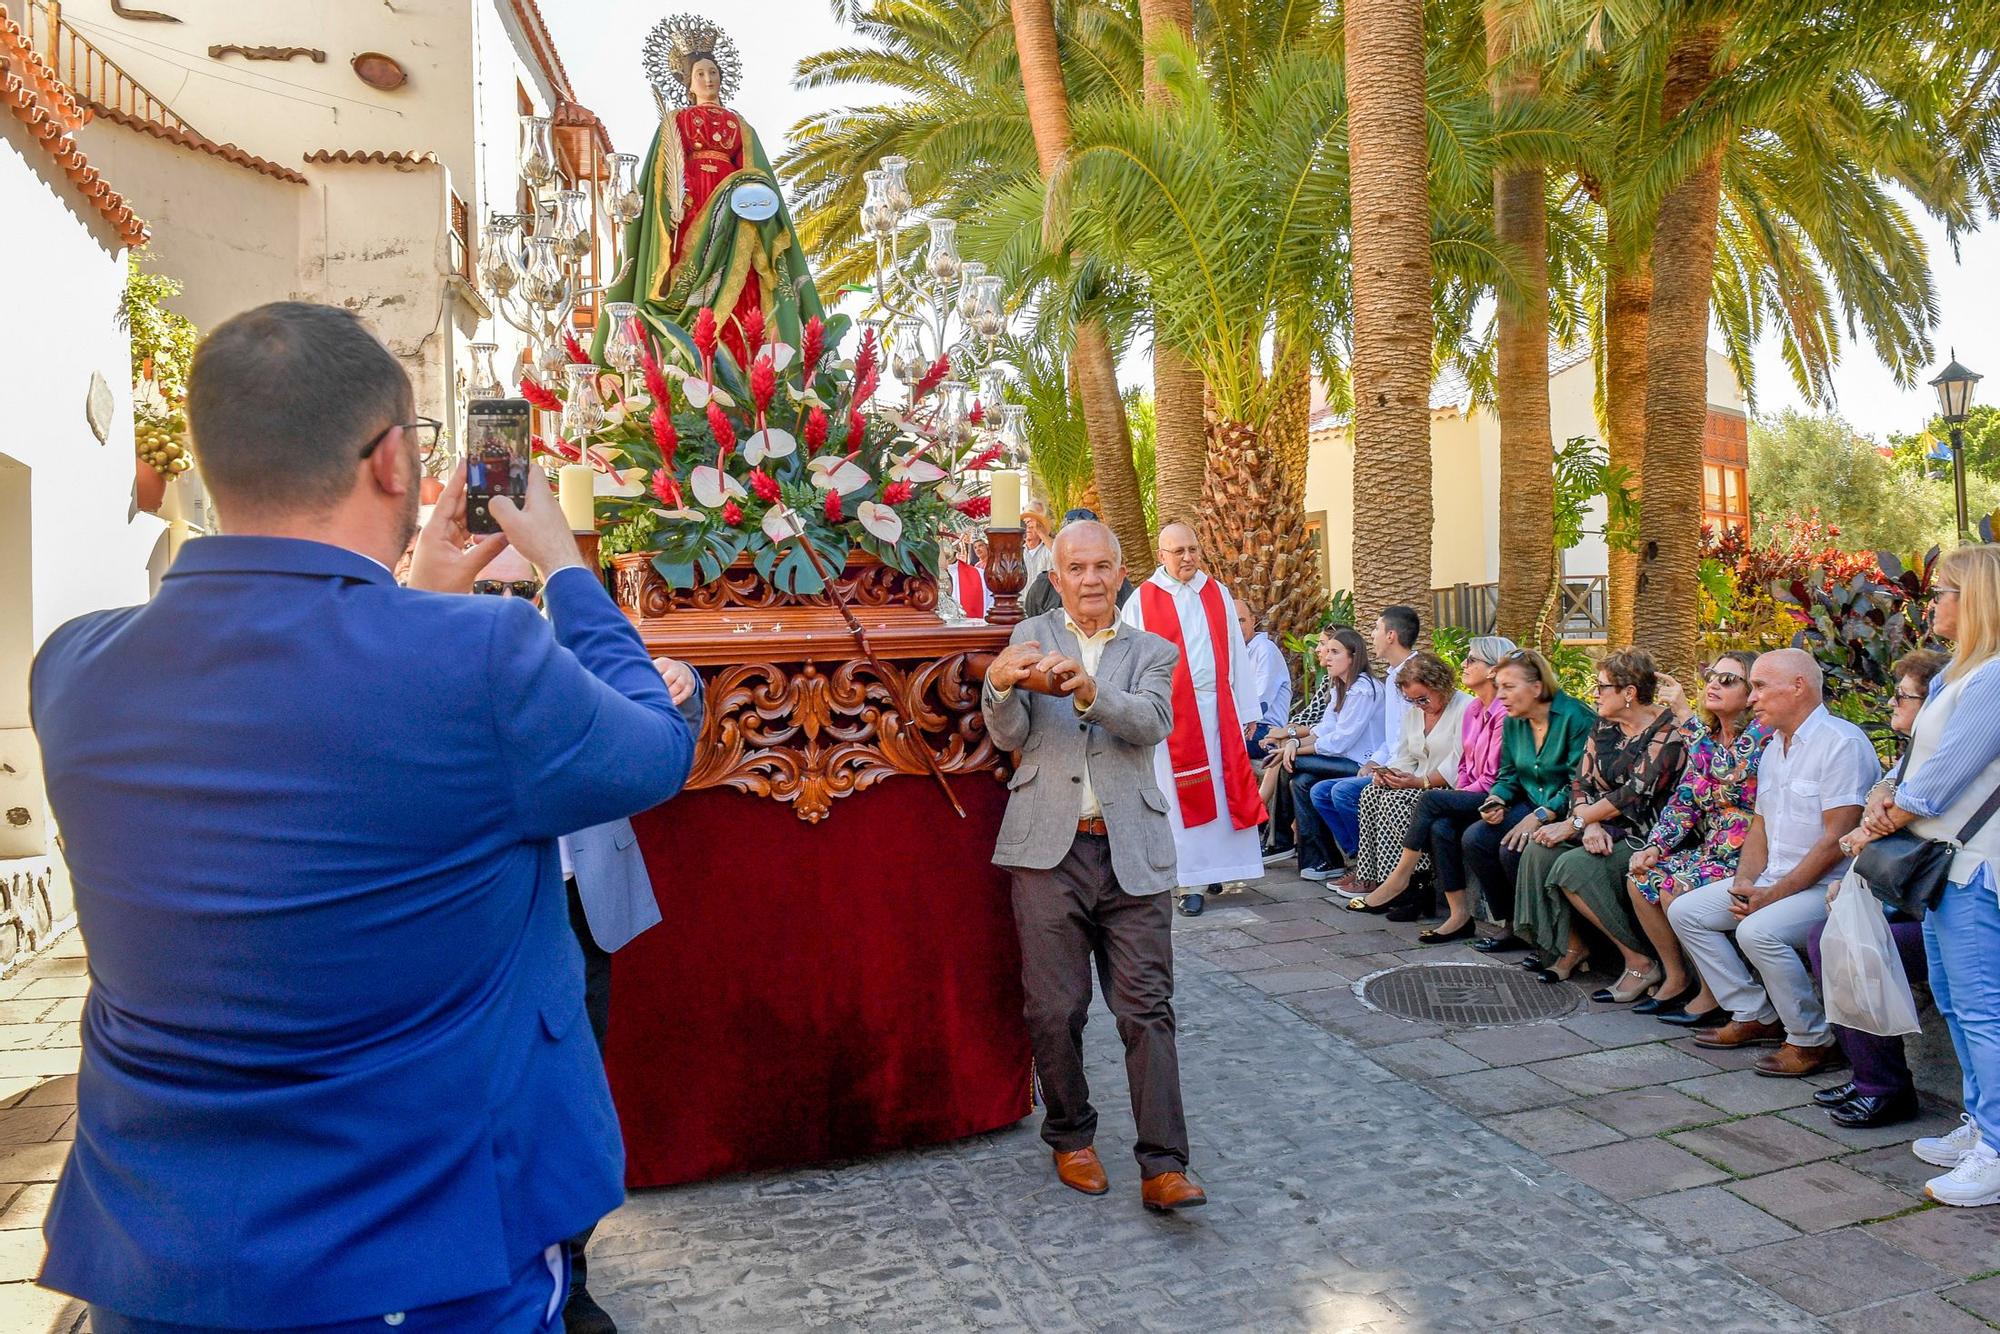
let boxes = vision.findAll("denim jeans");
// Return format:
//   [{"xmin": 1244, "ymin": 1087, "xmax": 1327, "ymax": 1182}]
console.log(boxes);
[
  {"xmin": 1288, "ymin": 755, "xmax": 1360, "ymax": 871},
  {"xmin": 1924, "ymin": 874, "xmax": 2000, "ymax": 1149},
  {"xmin": 1310, "ymin": 775, "xmax": 1374, "ymax": 860}
]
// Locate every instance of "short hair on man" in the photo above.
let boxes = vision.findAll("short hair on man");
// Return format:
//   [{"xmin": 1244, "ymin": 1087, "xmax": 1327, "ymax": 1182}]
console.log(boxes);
[
  {"xmin": 1054, "ymin": 518, "xmax": 1121, "ymax": 566},
  {"xmin": 1380, "ymin": 604, "xmax": 1420, "ymax": 649},
  {"xmin": 187, "ymin": 302, "xmax": 413, "ymax": 514}
]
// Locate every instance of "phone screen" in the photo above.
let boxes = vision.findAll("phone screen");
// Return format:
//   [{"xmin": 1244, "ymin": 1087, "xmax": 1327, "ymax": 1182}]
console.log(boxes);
[{"xmin": 465, "ymin": 398, "xmax": 530, "ymax": 534}]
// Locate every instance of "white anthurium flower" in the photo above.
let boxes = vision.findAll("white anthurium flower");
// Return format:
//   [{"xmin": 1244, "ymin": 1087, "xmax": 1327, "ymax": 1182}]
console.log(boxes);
[
  {"xmin": 937, "ymin": 477, "xmax": 971, "ymax": 503},
  {"xmin": 681, "ymin": 377, "xmax": 713, "ymax": 409},
  {"xmin": 808, "ymin": 456, "xmax": 871, "ymax": 496},
  {"xmin": 658, "ymin": 362, "xmax": 691, "ymax": 382},
  {"xmin": 857, "ymin": 501, "xmax": 903, "ymax": 544},
  {"xmin": 585, "ymin": 443, "xmax": 626, "ymax": 469},
  {"xmin": 691, "ymin": 465, "xmax": 747, "ymax": 508},
  {"xmin": 600, "ymin": 467, "xmax": 648, "ymax": 498},
  {"xmin": 767, "ymin": 342, "xmax": 796, "ymax": 374},
  {"xmin": 761, "ymin": 504, "xmax": 803, "ymax": 545},
  {"xmin": 652, "ymin": 505, "xmax": 703, "ymax": 523},
  {"xmin": 785, "ymin": 385, "xmax": 829, "ymax": 408},
  {"xmin": 889, "ymin": 455, "xmax": 948, "ymax": 485},
  {"xmin": 743, "ymin": 428, "xmax": 798, "ymax": 464}
]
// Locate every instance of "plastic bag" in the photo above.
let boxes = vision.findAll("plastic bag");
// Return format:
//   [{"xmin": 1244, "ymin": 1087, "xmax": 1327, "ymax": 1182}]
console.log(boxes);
[{"xmin": 1821, "ymin": 868, "xmax": 1922, "ymax": 1037}]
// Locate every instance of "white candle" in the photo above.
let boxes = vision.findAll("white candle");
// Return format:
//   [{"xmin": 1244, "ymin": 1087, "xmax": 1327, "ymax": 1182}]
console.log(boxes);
[
  {"xmin": 990, "ymin": 470, "xmax": 1022, "ymax": 528},
  {"xmin": 558, "ymin": 462, "xmax": 595, "ymax": 532}
]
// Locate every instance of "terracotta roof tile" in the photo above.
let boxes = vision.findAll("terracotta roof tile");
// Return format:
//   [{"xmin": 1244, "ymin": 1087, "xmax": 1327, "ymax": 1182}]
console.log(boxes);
[
  {"xmin": 552, "ymin": 98, "xmax": 613, "ymax": 154},
  {"xmin": 0, "ymin": 14, "xmax": 147, "ymax": 246},
  {"xmin": 511, "ymin": 0, "xmax": 572, "ymax": 101},
  {"xmin": 89, "ymin": 101, "xmax": 307, "ymax": 184},
  {"xmin": 302, "ymin": 148, "xmax": 439, "ymax": 166}
]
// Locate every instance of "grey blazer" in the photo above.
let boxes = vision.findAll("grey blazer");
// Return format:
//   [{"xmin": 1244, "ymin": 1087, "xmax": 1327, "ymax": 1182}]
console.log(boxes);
[
  {"xmin": 982, "ymin": 610, "xmax": 1181, "ymax": 894},
  {"xmin": 567, "ymin": 672, "xmax": 706, "ymax": 952}
]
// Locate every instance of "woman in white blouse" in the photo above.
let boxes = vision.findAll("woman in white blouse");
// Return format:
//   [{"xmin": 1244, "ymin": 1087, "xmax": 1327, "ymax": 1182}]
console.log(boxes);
[
  {"xmin": 1276, "ymin": 627, "xmax": 1383, "ymax": 879},
  {"xmin": 1331, "ymin": 652, "xmax": 1469, "ymax": 918}
]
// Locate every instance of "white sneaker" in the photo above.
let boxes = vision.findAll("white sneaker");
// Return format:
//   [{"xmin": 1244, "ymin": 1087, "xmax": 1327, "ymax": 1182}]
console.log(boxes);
[
  {"xmin": 1298, "ymin": 865, "xmax": 1337, "ymax": 882},
  {"xmin": 1928, "ymin": 1139, "xmax": 2000, "ymax": 1207},
  {"xmin": 1914, "ymin": 1113, "xmax": 1983, "ymax": 1167}
]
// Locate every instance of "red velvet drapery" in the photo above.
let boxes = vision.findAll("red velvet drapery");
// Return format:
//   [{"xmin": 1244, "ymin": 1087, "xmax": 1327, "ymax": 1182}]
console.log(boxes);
[{"xmin": 608, "ymin": 774, "xmax": 1031, "ymax": 1187}]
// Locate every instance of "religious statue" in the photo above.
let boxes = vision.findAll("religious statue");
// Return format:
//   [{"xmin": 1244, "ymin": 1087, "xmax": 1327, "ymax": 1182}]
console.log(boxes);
[{"xmin": 597, "ymin": 14, "xmax": 832, "ymax": 370}]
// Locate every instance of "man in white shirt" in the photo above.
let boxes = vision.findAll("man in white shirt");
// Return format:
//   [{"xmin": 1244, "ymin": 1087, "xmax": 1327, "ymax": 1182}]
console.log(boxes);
[
  {"xmin": 1119, "ymin": 523, "xmax": 1267, "ymax": 916},
  {"xmin": 1024, "ymin": 508, "xmax": 1053, "ymax": 584},
  {"xmin": 1236, "ymin": 600, "xmax": 1292, "ymax": 757},
  {"xmin": 1669, "ymin": 648, "xmax": 1880, "ymax": 1077}
]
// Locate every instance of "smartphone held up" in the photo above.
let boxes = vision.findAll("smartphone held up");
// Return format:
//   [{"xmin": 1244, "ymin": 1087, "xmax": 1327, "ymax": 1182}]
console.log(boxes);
[{"xmin": 464, "ymin": 398, "xmax": 531, "ymax": 534}]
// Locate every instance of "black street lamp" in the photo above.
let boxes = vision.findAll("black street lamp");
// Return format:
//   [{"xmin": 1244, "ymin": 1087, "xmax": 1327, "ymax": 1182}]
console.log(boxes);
[{"xmin": 1930, "ymin": 352, "xmax": 1983, "ymax": 540}]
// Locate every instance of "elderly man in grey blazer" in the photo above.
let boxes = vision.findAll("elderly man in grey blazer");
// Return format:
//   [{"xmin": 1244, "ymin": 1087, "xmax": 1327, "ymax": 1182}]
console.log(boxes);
[{"xmin": 982, "ymin": 519, "xmax": 1206, "ymax": 1212}]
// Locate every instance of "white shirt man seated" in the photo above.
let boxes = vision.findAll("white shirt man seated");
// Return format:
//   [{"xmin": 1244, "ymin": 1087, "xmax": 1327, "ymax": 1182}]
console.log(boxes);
[{"xmin": 1667, "ymin": 648, "xmax": 1880, "ymax": 1078}]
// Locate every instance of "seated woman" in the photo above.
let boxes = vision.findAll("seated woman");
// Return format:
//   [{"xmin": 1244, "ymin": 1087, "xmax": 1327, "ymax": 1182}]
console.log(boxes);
[
  {"xmin": 1513, "ymin": 649, "xmax": 1689, "ymax": 989},
  {"xmin": 1624, "ymin": 651, "xmax": 1770, "ymax": 1024},
  {"xmin": 1276, "ymin": 628, "xmax": 1383, "ymax": 880},
  {"xmin": 1259, "ymin": 628, "xmax": 1338, "ymax": 857},
  {"xmin": 1347, "ymin": 636, "xmax": 1515, "ymax": 941},
  {"xmin": 1333, "ymin": 651, "xmax": 1469, "ymax": 919},
  {"xmin": 1463, "ymin": 649, "xmax": 1594, "ymax": 954}
]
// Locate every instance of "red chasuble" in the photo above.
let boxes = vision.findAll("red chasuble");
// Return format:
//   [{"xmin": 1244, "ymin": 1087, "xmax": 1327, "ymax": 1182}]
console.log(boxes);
[
  {"xmin": 1137, "ymin": 579, "xmax": 1268, "ymax": 831},
  {"xmin": 955, "ymin": 561, "xmax": 986, "ymax": 619}
]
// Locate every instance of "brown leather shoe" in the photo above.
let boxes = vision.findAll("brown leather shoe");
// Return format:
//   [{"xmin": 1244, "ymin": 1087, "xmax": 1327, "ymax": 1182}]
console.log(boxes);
[
  {"xmin": 1753, "ymin": 1041, "xmax": 1848, "ymax": 1078},
  {"xmin": 1053, "ymin": 1147, "xmax": 1109, "ymax": 1196},
  {"xmin": 1141, "ymin": 1171, "xmax": 1207, "ymax": 1212},
  {"xmin": 1693, "ymin": 1017, "xmax": 1785, "ymax": 1049}
]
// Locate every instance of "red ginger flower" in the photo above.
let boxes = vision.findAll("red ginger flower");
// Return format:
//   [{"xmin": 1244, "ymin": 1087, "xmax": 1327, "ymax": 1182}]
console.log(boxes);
[
  {"xmin": 722, "ymin": 499, "xmax": 744, "ymax": 527},
  {"xmin": 804, "ymin": 405, "xmax": 829, "ymax": 452},
  {"xmin": 882, "ymin": 480, "xmax": 915, "ymax": 506},
  {"xmin": 846, "ymin": 407, "xmax": 867, "ymax": 454},
  {"xmin": 823, "ymin": 490, "xmax": 843, "ymax": 523},
  {"xmin": 651, "ymin": 468, "xmax": 682, "ymax": 508},
  {"xmin": 969, "ymin": 401, "xmax": 985, "ymax": 426},
  {"xmin": 963, "ymin": 442, "xmax": 1004, "ymax": 471},
  {"xmin": 954, "ymin": 495, "xmax": 993, "ymax": 520},
  {"xmin": 562, "ymin": 329, "xmax": 589, "ymax": 366},
  {"xmin": 912, "ymin": 355, "xmax": 951, "ymax": 402},
  {"xmin": 707, "ymin": 401, "xmax": 736, "ymax": 456},
  {"xmin": 750, "ymin": 353, "xmax": 777, "ymax": 413},
  {"xmin": 854, "ymin": 364, "xmax": 880, "ymax": 406},
  {"xmin": 693, "ymin": 307, "xmax": 718, "ymax": 362},
  {"xmin": 520, "ymin": 376, "xmax": 560, "ymax": 413},
  {"xmin": 641, "ymin": 338, "xmax": 670, "ymax": 408},
  {"xmin": 741, "ymin": 306, "xmax": 765, "ymax": 353},
  {"xmin": 855, "ymin": 325, "xmax": 877, "ymax": 384},
  {"xmin": 651, "ymin": 405, "xmax": 678, "ymax": 468},
  {"xmin": 532, "ymin": 433, "xmax": 579, "ymax": 463},
  {"xmin": 749, "ymin": 469, "xmax": 781, "ymax": 502},
  {"xmin": 801, "ymin": 316, "xmax": 824, "ymax": 380}
]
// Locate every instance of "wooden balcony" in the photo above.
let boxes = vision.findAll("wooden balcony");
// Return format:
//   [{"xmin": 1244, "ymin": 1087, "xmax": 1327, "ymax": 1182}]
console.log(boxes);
[{"xmin": 1432, "ymin": 576, "xmax": 1608, "ymax": 643}]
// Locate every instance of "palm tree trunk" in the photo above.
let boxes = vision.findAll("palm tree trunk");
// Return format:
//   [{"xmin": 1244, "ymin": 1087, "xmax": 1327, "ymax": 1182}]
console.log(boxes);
[
  {"xmin": 1604, "ymin": 233, "xmax": 1652, "ymax": 647},
  {"xmin": 1268, "ymin": 347, "xmax": 1312, "ymax": 498},
  {"xmin": 1011, "ymin": 0, "xmax": 1149, "ymax": 560},
  {"xmin": 1072, "ymin": 323, "xmax": 1151, "ymax": 564},
  {"xmin": 1633, "ymin": 25, "xmax": 1725, "ymax": 677},
  {"xmin": 1140, "ymin": 0, "xmax": 1205, "ymax": 535},
  {"xmin": 1345, "ymin": 0, "xmax": 1434, "ymax": 635},
  {"xmin": 1488, "ymin": 7, "xmax": 1553, "ymax": 642},
  {"xmin": 1198, "ymin": 415, "xmax": 1320, "ymax": 640}
]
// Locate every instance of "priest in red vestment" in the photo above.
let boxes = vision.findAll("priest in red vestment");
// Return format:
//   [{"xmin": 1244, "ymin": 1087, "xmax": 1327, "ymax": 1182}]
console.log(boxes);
[{"xmin": 1118, "ymin": 522, "xmax": 1267, "ymax": 916}]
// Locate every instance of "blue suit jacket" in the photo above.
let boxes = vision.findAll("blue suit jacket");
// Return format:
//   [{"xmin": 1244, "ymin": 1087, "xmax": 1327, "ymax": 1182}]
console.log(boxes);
[{"xmin": 30, "ymin": 537, "xmax": 693, "ymax": 1326}]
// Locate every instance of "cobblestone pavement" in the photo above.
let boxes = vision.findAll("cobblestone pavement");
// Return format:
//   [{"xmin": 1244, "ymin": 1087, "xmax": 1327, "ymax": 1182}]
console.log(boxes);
[{"xmin": 5, "ymin": 868, "xmax": 1998, "ymax": 1331}]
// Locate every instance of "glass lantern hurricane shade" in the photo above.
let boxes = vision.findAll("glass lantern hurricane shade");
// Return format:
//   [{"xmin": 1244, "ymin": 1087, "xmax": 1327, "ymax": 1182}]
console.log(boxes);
[
  {"xmin": 468, "ymin": 343, "xmax": 504, "ymax": 400},
  {"xmin": 521, "ymin": 116, "xmax": 556, "ymax": 189},
  {"xmin": 608, "ymin": 153, "xmax": 645, "ymax": 225},
  {"xmin": 1932, "ymin": 355, "xmax": 1983, "ymax": 422},
  {"xmin": 891, "ymin": 318, "xmax": 927, "ymax": 384},
  {"xmin": 561, "ymin": 364, "xmax": 603, "ymax": 439},
  {"xmin": 553, "ymin": 190, "xmax": 592, "ymax": 259},
  {"xmin": 861, "ymin": 170, "xmax": 897, "ymax": 239},
  {"xmin": 956, "ymin": 263, "xmax": 987, "ymax": 321},
  {"xmin": 602, "ymin": 303, "xmax": 647, "ymax": 374},
  {"xmin": 926, "ymin": 218, "xmax": 961, "ymax": 284}
]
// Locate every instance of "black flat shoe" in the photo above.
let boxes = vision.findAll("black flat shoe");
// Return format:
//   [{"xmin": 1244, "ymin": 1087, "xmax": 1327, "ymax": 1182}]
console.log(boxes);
[
  {"xmin": 1657, "ymin": 1005, "xmax": 1727, "ymax": 1028},
  {"xmin": 1177, "ymin": 893, "xmax": 1205, "ymax": 917},
  {"xmin": 1519, "ymin": 954, "xmax": 1547, "ymax": 971},
  {"xmin": 1634, "ymin": 981, "xmax": 1700, "ymax": 1016},
  {"xmin": 1830, "ymin": 1091, "xmax": 1921, "ymax": 1129},
  {"xmin": 1342, "ymin": 896, "xmax": 1393, "ymax": 914},
  {"xmin": 1385, "ymin": 898, "xmax": 1428, "ymax": 923},
  {"xmin": 1418, "ymin": 920, "xmax": 1476, "ymax": 944},
  {"xmin": 1813, "ymin": 1081, "xmax": 1859, "ymax": 1108},
  {"xmin": 1473, "ymin": 934, "xmax": 1529, "ymax": 954}
]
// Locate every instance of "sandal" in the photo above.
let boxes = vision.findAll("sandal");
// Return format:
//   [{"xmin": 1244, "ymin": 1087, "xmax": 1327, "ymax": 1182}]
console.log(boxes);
[
  {"xmin": 1537, "ymin": 949, "xmax": 1590, "ymax": 984},
  {"xmin": 1591, "ymin": 963, "xmax": 1665, "ymax": 1005}
]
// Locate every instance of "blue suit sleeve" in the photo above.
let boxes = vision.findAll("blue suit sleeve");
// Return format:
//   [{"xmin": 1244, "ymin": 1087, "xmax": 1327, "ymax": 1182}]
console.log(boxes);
[{"xmin": 495, "ymin": 566, "xmax": 693, "ymax": 838}]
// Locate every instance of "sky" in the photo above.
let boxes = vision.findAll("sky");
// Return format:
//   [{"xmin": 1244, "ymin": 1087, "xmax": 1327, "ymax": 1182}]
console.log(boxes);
[{"xmin": 547, "ymin": 1, "xmax": 2000, "ymax": 443}]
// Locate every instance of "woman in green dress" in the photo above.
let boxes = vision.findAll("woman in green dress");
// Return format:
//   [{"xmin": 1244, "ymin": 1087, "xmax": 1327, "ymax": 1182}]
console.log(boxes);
[
  {"xmin": 1514, "ymin": 650, "xmax": 1691, "ymax": 990},
  {"xmin": 597, "ymin": 15, "xmax": 832, "ymax": 368}
]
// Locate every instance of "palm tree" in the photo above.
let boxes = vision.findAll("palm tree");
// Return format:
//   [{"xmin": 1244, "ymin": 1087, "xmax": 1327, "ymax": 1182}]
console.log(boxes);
[
  {"xmin": 782, "ymin": 0, "xmax": 1153, "ymax": 564},
  {"xmin": 1140, "ymin": 0, "xmax": 1205, "ymax": 532},
  {"xmin": 1345, "ymin": 0, "xmax": 1435, "ymax": 632}
]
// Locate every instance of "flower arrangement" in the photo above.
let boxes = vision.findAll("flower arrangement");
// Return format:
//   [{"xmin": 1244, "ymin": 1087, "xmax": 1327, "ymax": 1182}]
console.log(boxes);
[{"xmin": 533, "ymin": 308, "xmax": 1000, "ymax": 594}]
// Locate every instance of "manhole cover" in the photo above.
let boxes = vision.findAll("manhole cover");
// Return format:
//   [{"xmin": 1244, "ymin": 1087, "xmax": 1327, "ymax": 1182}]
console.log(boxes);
[{"xmin": 1360, "ymin": 962, "xmax": 1581, "ymax": 1027}]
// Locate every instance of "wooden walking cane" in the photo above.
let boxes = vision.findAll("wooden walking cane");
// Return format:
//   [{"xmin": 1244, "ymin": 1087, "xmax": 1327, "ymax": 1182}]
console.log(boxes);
[{"xmin": 776, "ymin": 509, "xmax": 967, "ymax": 818}]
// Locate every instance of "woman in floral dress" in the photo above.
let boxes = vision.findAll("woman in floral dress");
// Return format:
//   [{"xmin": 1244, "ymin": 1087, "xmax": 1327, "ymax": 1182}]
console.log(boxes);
[{"xmin": 1624, "ymin": 651, "xmax": 1771, "ymax": 1024}]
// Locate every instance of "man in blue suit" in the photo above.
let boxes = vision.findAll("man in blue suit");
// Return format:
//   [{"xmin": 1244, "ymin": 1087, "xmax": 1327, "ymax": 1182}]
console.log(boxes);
[{"xmin": 31, "ymin": 302, "xmax": 695, "ymax": 1331}]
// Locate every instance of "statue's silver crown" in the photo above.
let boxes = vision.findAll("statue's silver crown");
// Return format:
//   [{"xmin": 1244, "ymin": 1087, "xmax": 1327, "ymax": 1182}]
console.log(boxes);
[{"xmin": 643, "ymin": 14, "xmax": 743, "ymax": 113}]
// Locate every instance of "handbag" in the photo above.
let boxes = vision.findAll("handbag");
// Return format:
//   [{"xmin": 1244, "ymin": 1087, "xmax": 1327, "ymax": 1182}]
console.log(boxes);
[{"xmin": 1854, "ymin": 745, "xmax": 2000, "ymax": 919}]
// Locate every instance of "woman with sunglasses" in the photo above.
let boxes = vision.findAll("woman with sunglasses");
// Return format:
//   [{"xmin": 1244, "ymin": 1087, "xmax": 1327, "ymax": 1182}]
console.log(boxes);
[
  {"xmin": 1331, "ymin": 652, "xmax": 1467, "ymax": 919},
  {"xmin": 1512, "ymin": 649, "xmax": 1689, "ymax": 986},
  {"xmin": 1340, "ymin": 636, "xmax": 1514, "ymax": 934},
  {"xmin": 1843, "ymin": 548, "xmax": 2000, "ymax": 1206},
  {"xmin": 1620, "ymin": 653, "xmax": 1768, "ymax": 1023}
]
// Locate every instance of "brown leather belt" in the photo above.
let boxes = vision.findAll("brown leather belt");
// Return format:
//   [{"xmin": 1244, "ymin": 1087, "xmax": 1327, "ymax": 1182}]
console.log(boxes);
[{"xmin": 1077, "ymin": 817, "xmax": 1109, "ymax": 837}]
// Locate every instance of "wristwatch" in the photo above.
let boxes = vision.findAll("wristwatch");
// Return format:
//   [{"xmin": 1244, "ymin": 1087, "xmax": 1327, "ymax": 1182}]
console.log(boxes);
[
  {"xmin": 1532, "ymin": 806, "xmax": 1554, "ymax": 824},
  {"xmin": 1570, "ymin": 814, "xmax": 1586, "ymax": 833}
]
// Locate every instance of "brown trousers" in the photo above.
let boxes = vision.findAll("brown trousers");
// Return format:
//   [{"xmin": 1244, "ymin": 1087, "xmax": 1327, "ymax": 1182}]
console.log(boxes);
[{"xmin": 1010, "ymin": 832, "xmax": 1189, "ymax": 1177}]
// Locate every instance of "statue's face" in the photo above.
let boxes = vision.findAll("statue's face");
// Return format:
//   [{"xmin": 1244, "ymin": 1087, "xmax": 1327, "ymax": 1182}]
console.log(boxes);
[{"xmin": 688, "ymin": 57, "xmax": 722, "ymax": 105}]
